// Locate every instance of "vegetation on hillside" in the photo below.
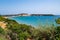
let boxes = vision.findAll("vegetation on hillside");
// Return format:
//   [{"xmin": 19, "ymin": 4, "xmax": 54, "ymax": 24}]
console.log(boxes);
[{"xmin": 0, "ymin": 16, "xmax": 60, "ymax": 40}]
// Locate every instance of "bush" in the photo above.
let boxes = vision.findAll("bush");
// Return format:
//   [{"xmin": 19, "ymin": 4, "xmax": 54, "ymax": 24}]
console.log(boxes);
[{"xmin": 0, "ymin": 27, "xmax": 5, "ymax": 34}]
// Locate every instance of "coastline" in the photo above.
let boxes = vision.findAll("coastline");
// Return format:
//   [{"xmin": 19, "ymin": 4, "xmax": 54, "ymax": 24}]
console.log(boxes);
[{"xmin": 0, "ymin": 13, "xmax": 54, "ymax": 17}]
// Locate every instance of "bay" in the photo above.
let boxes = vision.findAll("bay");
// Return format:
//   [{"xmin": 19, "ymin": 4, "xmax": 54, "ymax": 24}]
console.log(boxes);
[{"xmin": 9, "ymin": 16, "xmax": 60, "ymax": 27}]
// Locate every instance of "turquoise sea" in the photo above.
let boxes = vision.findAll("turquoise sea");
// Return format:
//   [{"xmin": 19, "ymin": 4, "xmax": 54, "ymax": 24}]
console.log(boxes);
[{"xmin": 9, "ymin": 16, "xmax": 60, "ymax": 27}]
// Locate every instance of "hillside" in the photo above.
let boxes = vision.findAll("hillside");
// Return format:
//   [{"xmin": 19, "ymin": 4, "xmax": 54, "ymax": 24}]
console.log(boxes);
[
  {"xmin": 0, "ymin": 16, "xmax": 60, "ymax": 40},
  {"xmin": 0, "ymin": 16, "xmax": 34, "ymax": 40}
]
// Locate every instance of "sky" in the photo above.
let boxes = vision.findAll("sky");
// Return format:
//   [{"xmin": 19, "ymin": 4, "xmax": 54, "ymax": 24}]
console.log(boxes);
[{"xmin": 0, "ymin": 0, "xmax": 60, "ymax": 15}]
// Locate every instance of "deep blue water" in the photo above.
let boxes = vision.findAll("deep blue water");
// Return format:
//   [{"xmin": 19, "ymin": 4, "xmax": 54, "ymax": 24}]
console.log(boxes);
[{"xmin": 9, "ymin": 16, "xmax": 60, "ymax": 27}]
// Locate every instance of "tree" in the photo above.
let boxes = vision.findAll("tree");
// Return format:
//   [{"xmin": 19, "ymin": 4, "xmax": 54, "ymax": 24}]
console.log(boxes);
[{"xmin": 55, "ymin": 18, "xmax": 60, "ymax": 40}]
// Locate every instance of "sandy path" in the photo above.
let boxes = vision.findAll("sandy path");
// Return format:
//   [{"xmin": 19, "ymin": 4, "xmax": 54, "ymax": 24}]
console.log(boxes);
[{"xmin": 0, "ymin": 21, "xmax": 7, "ymax": 29}]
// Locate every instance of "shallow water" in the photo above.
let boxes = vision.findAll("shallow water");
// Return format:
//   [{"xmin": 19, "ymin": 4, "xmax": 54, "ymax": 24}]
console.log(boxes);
[{"xmin": 9, "ymin": 16, "xmax": 60, "ymax": 27}]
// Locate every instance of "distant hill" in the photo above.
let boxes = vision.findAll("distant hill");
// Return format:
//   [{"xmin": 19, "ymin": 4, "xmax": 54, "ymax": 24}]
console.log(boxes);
[
  {"xmin": 0, "ymin": 13, "xmax": 54, "ymax": 17},
  {"xmin": 30, "ymin": 14, "xmax": 54, "ymax": 16}
]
